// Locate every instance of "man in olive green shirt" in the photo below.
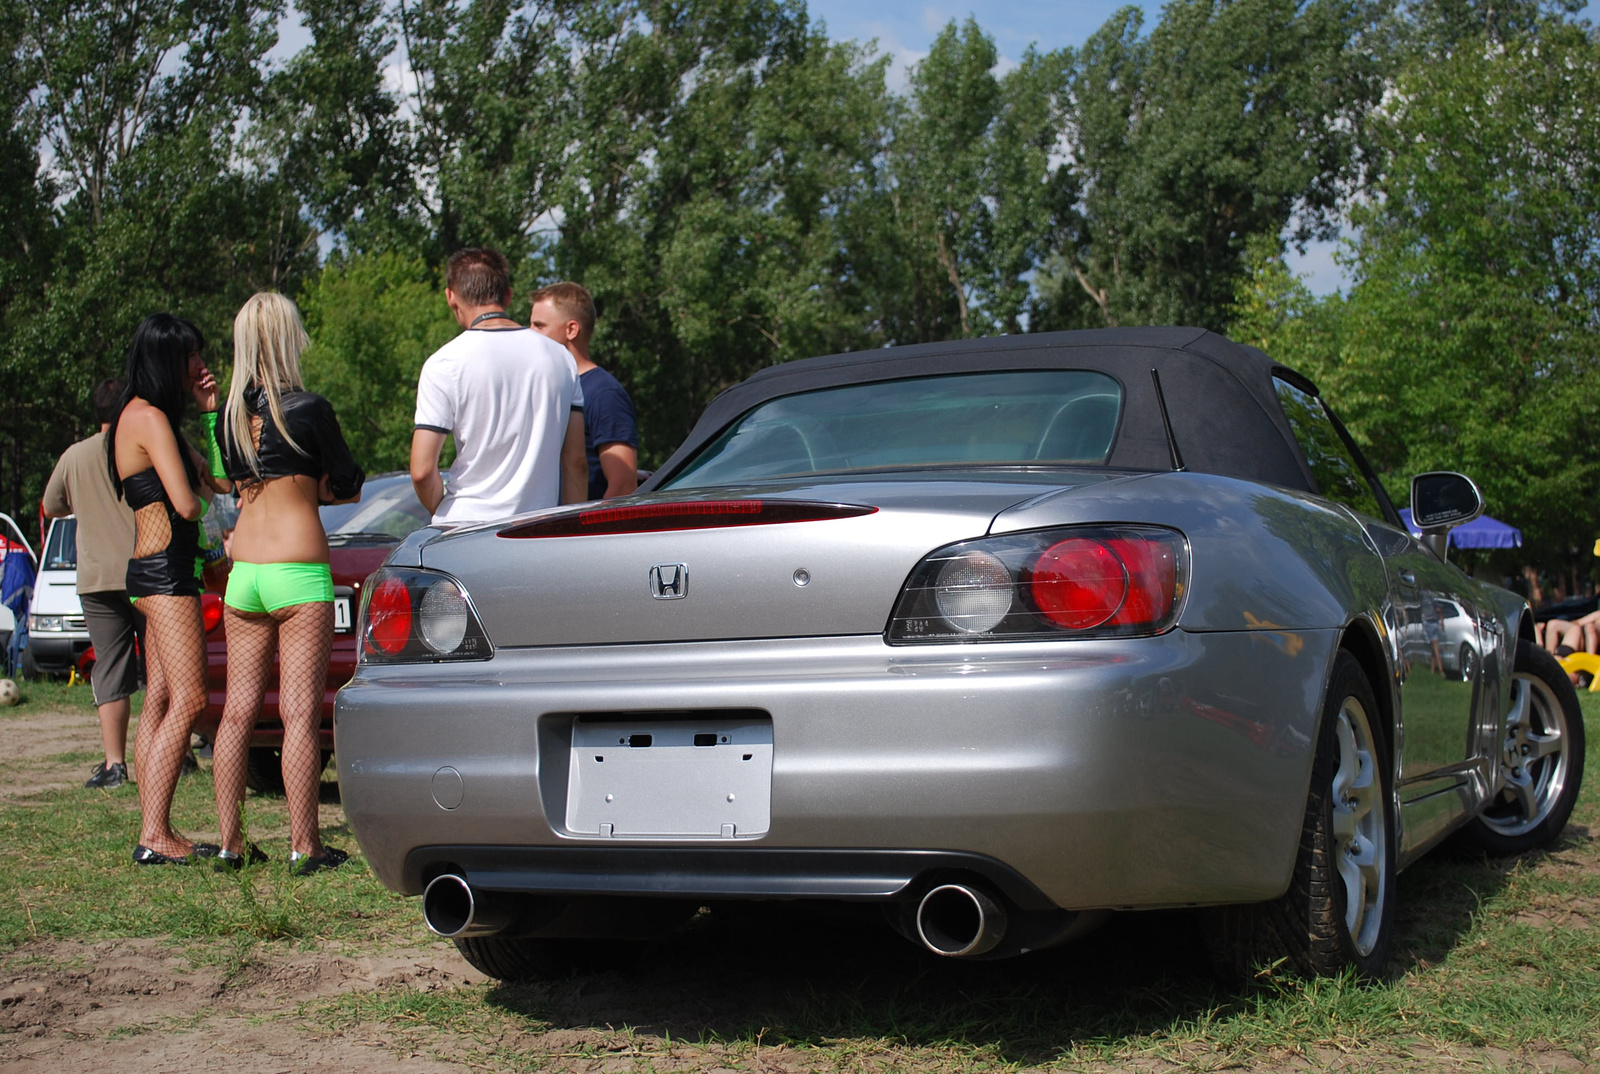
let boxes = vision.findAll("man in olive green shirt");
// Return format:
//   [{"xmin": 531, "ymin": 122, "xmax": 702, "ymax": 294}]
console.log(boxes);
[{"xmin": 42, "ymin": 380, "xmax": 142, "ymax": 788}]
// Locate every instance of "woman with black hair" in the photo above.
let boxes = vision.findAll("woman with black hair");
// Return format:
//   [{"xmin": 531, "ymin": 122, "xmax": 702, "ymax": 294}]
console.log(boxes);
[{"xmin": 106, "ymin": 312, "xmax": 233, "ymax": 865}]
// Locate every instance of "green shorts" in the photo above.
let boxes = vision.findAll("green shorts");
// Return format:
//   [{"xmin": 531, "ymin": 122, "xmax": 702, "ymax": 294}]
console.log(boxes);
[{"xmin": 224, "ymin": 561, "xmax": 334, "ymax": 613}]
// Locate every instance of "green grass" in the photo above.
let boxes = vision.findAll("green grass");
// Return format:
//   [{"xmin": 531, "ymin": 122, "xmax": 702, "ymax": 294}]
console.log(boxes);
[
  {"xmin": 0, "ymin": 752, "xmax": 424, "ymax": 961},
  {"xmin": 0, "ymin": 675, "xmax": 146, "ymax": 718},
  {"xmin": 3, "ymin": 694, "xmax": 1597, "ymax": 1070}
]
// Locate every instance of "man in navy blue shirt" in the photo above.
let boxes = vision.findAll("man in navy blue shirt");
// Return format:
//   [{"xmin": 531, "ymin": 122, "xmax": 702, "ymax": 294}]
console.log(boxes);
[{"xmin": 529, "ymin": 282, "xmax": 639, "ymax": 500}]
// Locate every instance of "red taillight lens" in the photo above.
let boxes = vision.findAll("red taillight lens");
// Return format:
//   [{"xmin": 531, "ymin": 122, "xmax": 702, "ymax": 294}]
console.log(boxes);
[
  {"xmin": 498, "ymin": 499, "xmax": 876, "ymax": 538},
  {"xmin": 366, "ymin": 576, "xmax": 413, "ymax": 655},
  {"xmin": 1027, "ymin": 538, "xmax": 1128, "ymax": 629},
  {"xmin": 1103, "ymin": 535, "xmax": 1177, "ymax": 627},
  {"xmin": 200, "ymin": 592, "xmax": 224, "ymax": 633},
  {"xmin": 1027, "ymin": 533, "xmax": 1178, "ymax": 631}
]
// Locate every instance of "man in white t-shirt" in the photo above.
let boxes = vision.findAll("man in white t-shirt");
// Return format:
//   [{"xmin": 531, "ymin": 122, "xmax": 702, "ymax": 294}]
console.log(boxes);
[{"xmin": 410, "ymin": 247, "xmax": 588, "ymax": 525}]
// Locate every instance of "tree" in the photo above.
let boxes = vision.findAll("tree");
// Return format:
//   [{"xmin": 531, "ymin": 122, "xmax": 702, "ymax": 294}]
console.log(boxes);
[
  {"xmin": 298, "ymin": 252, "xmax": 459, "ymax": 474},
  {"xmin": 855, "ymin": 21, "xmax": 1068, "ymax": 342},
  {"xmin": 1331, "ymin": 20, "xmax": 1600, "ymax": 569},
  {"xmin": 1036, "ymin": 0, "xmax": 1386, "ymax": 332},
  {"xmin": 551, "ymin": 0, "xmax": 892, "ymax": 464}
]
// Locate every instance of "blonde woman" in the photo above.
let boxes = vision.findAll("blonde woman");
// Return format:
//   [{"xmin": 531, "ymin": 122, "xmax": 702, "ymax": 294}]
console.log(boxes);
[{"xmin": 213, "ymin": 293, "xmax": 364, "ymax": 873}]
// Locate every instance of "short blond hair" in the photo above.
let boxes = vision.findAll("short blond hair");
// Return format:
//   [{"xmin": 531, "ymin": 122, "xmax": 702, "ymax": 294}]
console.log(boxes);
[{"xmin": 530, "ymin": 281, "xmax": 596, "ymax": 336}]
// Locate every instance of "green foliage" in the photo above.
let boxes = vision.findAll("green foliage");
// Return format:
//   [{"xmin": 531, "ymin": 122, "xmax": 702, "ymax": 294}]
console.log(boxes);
[
  {"xmin": 1038, "ymin": 0, "xmax": 1386, "ymax": 332},
  {"xmin": 1322, "ymin": 22, "xmax": 1598, "ymax": 560},
  {"xmin": 298, "ymin": 252, "xmax": 459, "ymax": 474}
]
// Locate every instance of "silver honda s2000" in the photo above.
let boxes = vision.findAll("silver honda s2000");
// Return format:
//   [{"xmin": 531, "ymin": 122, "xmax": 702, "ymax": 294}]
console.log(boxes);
[{"xmin": 336, "ymin": 327, "xmax": 1585, "ymax": 982}]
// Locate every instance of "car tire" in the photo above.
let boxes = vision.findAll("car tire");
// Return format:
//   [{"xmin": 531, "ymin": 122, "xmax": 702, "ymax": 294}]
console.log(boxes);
[
  {"xmin": 1455, "ymin": 643, "xmax": 1585, "ymax": 856},
  {"xmin": 452, "ymin": 937, "xmax": 636, "ymax": 982},
  {"xmin": 244, "ymin": 747, "xmax": 334, "ymax": 794},
  {"xmin": 1205, "ymin": 651, "xmax": 1394, "ymax": 981},
  {"xmin": 1458, "ymin": 643, "xmax": 1477, "ymax": 683}
]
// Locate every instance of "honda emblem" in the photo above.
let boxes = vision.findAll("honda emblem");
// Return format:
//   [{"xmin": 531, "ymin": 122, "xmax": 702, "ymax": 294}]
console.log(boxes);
[{"xmin": 649, "ymin": 563, "xmax": 688, "ymax": 599}]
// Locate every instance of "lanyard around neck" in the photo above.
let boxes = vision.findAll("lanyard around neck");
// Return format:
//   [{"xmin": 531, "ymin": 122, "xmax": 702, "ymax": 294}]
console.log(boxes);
[{"xmin": 469, "ymin": 311, "xmax": 515, "ymax": 328}]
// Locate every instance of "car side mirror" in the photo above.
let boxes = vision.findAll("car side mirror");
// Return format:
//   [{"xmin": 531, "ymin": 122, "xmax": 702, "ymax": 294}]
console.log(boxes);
[{"xmin": 1410, "ymin": 471, "xmax": 1484, "ymax": 559}]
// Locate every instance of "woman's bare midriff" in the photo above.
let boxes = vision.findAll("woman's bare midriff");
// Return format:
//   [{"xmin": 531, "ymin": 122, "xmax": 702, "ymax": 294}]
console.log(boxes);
[{"xmin": 230, "ymin": 474, "xmax": 329, "ymax": 564}]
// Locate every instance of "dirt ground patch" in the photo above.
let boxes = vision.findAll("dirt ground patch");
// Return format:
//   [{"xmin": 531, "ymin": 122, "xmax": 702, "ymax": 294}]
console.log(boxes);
[{"xmin": 0, "ymin": 938, "xmax": 479, "ymax": 1073}]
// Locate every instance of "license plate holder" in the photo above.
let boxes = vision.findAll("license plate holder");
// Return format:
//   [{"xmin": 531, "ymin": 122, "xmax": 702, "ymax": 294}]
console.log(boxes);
[
  {"xmin": 566, "ymin": 717, "xmax": 772, "ymax": 838},
  {"xmin": 333, "ymin": 588, "xmax": 353, "ymax": 634}
]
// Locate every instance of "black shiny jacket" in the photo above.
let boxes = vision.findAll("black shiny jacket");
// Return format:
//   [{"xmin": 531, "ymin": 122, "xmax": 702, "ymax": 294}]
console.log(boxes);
[{"xmin": 223, "ymin": 387, "xmax": 365, "ymax": 500}]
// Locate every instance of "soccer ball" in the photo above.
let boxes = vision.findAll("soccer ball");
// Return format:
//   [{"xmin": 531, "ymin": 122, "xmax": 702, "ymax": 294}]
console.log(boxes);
[{"xmin": 0, "ymin": 679, "xmax": 18, "ymax": 706}]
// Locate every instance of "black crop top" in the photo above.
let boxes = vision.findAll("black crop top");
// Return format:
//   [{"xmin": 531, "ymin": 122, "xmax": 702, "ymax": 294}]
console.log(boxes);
[{"xmin": 222, "ymin": 387, "xmax": 365, "ymax": 500}]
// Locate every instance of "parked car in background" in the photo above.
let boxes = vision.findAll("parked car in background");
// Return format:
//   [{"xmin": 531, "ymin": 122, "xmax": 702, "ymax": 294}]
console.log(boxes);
[
  {"xmin": 196, "ymin": 472, "xmax": 437, "ymax": 790},
  {"xmin": 22, "ymin": 516, "xmax": 92, "ymax": 679},
  {"xmin": 336, "ymin": 327, "xmax": 1585, "ymax": 984}
]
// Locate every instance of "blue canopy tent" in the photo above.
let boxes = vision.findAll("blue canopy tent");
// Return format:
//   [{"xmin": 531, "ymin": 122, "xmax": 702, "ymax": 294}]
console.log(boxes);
[{"xmin": 1398, "ymin": 508, "xmax": 1523, "ymax": 549}]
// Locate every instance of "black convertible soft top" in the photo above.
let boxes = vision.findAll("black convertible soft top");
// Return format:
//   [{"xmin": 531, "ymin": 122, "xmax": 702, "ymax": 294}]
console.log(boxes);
[{"xmin": 642, "ymin": 327, "xmax": 1323, "ymax": 495}]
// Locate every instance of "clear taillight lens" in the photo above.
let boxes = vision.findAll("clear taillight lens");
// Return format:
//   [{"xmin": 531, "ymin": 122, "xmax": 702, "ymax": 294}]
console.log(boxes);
[
  {"xmin": 358, "ymin": 567, "xmax": 492, "ymax": 664},
  {"xmin": 887, "ymin": 525, "xmax": 1188, "ymax": 644}
]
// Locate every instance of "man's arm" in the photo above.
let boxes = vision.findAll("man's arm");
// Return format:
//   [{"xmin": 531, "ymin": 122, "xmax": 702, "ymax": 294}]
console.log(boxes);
[
  {"xmin": 42, "ymin": 453, "xmax": 73, "ymax": 518},
  {"xmin": 560, "ymin": 412, "xmax": 587, "ymax": 505},
  {"xmin": 410, "ymin": 428, "xmax": 448, "ymax": 515},
  {"xmin": 597, "ymin": 442, "xmax": 638, "ymax": 498}
]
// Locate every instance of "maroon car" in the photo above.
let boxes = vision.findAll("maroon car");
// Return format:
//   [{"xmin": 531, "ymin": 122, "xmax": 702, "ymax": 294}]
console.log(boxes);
[{"xmin": 196, "ymin": 473, "xmax": 433, "ymax": 790}]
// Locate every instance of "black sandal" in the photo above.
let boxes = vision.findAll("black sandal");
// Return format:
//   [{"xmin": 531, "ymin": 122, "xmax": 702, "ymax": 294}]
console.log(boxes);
[
  {"xmin": 132, "ymin": 842, "xmax": 219, "ymax": 866},
  {"xmin": 213, "ymin": 843, "xmax": 270, "ymax": 870},
  {"xmin": 288, "ymin": 846, "xmax": 349, "ymax": 876}
]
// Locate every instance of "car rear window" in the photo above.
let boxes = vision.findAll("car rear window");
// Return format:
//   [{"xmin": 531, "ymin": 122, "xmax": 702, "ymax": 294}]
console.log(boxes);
[{"xmin": 664, "ymin": 371, "xmax": 1123, "ymax": 488}]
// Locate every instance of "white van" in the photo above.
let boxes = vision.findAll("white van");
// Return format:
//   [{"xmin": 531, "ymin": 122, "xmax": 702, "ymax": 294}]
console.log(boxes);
[{"xmin": 24, "ymin": 516, "xmax": 91, "ymax": 677}]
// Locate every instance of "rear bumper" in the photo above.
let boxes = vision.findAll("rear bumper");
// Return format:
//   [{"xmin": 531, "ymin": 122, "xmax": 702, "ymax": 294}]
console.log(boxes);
[
  {"xmin": 403, "ymin": 845, "xmax": 1059, "ymax": 908},
  {"xmin": 26, "ymin": 634, "xmax": 91, "ymax": 671},
  {"xmin": 336, "ymin": 629, "xmax": 1336, "ymax": 910}
]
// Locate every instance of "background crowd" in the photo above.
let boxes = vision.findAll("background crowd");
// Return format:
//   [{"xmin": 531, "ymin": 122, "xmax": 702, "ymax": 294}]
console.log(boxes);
[
  {"xmin": 0, "ymin": 0, "xmax": 1595, "ymax": 591},
  {"xmin": 35, "ymin": 254, "xmax": 631, "ymax": 872}
]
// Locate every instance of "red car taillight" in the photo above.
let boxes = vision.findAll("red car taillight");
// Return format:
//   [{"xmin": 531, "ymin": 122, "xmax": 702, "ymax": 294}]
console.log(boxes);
[
  {"xmin": 366, "ymin": 576, "xmax": 412, "ymax": 655},
  {"xmin": 201, "ymin": 592, "xmax": 224, "ymax": 633},
  {"xmin": 1026, "ymin": 532, "xmax": 1180, "ymax": 631},
  {"xmin": 887, "ymin": 525, "xmax": 1187, "ymax": 644},
  {"xmin": 358, "ymin": 568, "xmax": 492, "ymax": 664}
]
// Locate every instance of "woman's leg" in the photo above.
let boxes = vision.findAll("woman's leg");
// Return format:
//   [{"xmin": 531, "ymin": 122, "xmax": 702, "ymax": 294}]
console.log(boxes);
[
  {"xmin": 133, "ymin": 594, "xmax": 208, "ymax": 855},
  {"xmin": 132, "ymin": 604, "xmax": 167, "ymax": 784},
  {"xmin": 273, "ymin": 600, "xmax": 333, "ymax": 855},
  {"xmin": 212, "ymin": 607, "xmax": 278, "ymax": 854}
]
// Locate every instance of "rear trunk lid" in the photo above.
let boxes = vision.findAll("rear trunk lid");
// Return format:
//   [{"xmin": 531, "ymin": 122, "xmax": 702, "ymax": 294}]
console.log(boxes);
[{"xmin": 416, "ymin": 473, "xmax": 1111, "ymax": 647}]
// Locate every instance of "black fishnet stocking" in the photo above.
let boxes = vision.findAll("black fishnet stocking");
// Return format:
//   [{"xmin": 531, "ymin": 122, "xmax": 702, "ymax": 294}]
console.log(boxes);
[
  {"xmin": 213, "ymin": 599, "xmax": 333, "ymax": 856},
  {"xmin": 132, "ymin": 594, "xmax": 207, "ymax": 857}
]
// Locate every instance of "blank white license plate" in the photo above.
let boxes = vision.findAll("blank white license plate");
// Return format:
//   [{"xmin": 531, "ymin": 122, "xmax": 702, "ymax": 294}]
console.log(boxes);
[
  {"xmin": 333, "ymin": 597, "xmax": 352, "ymax": 633},
  {"xmin": 566, "ymin": 717, "xmax": 772, "ymax": 838}
]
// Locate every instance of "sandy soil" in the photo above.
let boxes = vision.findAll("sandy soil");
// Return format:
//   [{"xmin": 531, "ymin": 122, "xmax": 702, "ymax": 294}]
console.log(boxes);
[{"xmin": 1, "ymin": 704, "xmax": 1595, "ymax": 1073}]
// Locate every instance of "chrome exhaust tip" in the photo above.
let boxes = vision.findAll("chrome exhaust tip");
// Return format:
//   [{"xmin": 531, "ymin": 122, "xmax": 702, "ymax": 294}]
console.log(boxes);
[
  {"xmin": 915, "ymin": 882, "xmax": 1008, "ymax": 958},
  {"xmin": 422, "ymin": 873, "xmax": 517, "ymax": 938}
]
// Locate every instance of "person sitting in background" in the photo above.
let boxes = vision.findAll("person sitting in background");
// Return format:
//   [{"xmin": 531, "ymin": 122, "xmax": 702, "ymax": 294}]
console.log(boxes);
[{"xmin": 1537, "ymin": 609, "xmax": 1600, "ymax": 686}]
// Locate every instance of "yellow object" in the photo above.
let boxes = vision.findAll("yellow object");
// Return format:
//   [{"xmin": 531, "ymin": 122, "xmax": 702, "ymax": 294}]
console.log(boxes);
[
  {"xmin": 67, "ymin": 667, "xmax": 81, "ymax": 687},
  {"xmin": 1557, "ymin": 652, "xmax": 1600, "ymax": 692},
  {"xmin": 1593, "ymin": 537, "xmax": 1599, "ymax": 557}
]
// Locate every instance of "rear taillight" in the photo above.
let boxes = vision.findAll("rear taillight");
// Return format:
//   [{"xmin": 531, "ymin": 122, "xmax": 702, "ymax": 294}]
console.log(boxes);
[
  {"xmin": 497, "ymin": 499, "xmax": 875, "ymax": 538},
  {"xmin": 358, "ymin": 568, "xmax": 492, "ymax": 664},
  {"xmin": 887, "ymin": 525, "xmax": 1187, "ymax": 644},
  {"xmin": 200, "ymin": 593, "xmax": 224, "ymax": 633}
]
